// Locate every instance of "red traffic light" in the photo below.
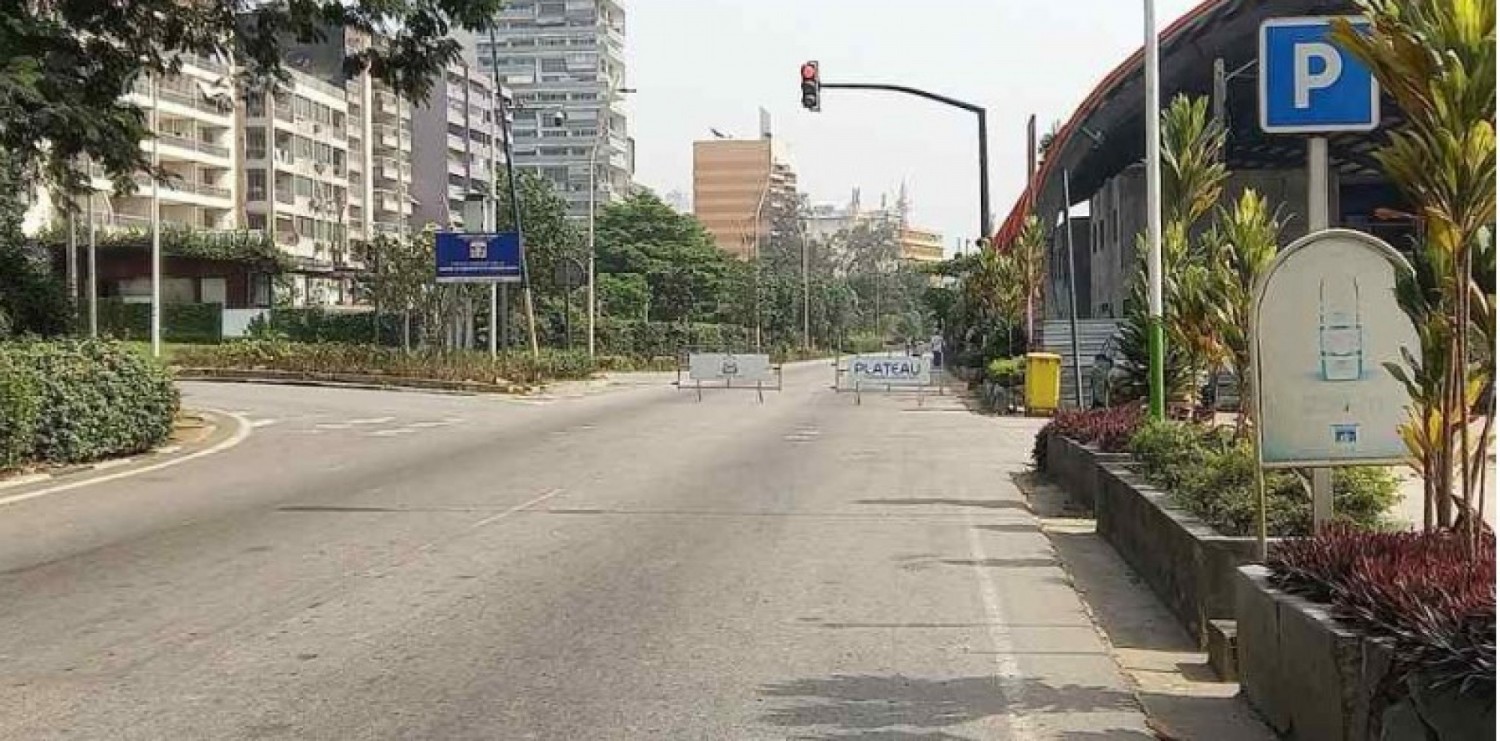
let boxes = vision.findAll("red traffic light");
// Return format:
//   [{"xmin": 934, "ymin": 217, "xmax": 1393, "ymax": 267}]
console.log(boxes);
[{"xmin": 800, "ymin": 62, "xmax": 819, "ymax": 81}]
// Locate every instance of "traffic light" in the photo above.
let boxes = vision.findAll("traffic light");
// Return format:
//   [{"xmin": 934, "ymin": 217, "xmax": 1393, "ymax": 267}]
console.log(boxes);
[{"xmin": 800, "ymin": 61, "xmax": 820, "ymax": 112}]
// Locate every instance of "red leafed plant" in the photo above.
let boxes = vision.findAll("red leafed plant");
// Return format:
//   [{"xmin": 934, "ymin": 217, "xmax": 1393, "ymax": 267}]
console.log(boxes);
[
  {"xmin": 1032, "ymin": 405, "xmax": 1145, "ymax": 471},
  {"xmin": 1269, "ymin": 525, "xmax": 1496, "ymax": 697}
]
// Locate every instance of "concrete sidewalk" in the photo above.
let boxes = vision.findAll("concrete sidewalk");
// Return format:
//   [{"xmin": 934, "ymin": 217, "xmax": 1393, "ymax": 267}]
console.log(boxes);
[{"xmin": 1018, "ymin": 472, "xmax": 1276, "ymax": 741}]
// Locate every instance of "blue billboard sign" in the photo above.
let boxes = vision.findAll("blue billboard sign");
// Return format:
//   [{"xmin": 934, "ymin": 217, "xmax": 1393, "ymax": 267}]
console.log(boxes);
[
  {"xmin": 435, "ymin": 231, "xmax": 522, "ymax": 283},
  {"xmin": 1259, "ymin": 17, "xmax": 1380, "ymax": 133}
]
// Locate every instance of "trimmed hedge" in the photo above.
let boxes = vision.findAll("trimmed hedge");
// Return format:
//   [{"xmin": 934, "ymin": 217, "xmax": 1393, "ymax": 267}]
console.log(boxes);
[
  {"xmin": 99, "ymin": 300, "xmax": 223, "ymax": 344},
  {"xmin": 1, "ymin": 339, "xmax": 179, "ymax": 467},
  {"xmin": 1129, "ymin": 420, "xmax": 1400, "ymax": 537},
  {"xmin": 596, "ymin": 319, "xmax": 751, "ymax": 357},
  {"xmin": 174, "ymin": 340, "xmax": 597, "ymax": 385},
  {"xmin": 254, "ymin": 307, "xmax": 403, "ymax": 346}
]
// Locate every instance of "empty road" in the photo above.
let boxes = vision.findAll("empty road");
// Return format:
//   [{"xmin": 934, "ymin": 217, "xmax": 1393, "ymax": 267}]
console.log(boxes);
[{"xmin": 0, "ymin": 362, "xmax": 1150, "ymax": 739}]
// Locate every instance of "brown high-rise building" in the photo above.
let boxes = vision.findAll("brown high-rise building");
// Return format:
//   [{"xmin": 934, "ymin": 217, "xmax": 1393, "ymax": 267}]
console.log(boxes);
[{"xmin": 692, "ymin": 138, "xmax": 796, "ymax": 259}]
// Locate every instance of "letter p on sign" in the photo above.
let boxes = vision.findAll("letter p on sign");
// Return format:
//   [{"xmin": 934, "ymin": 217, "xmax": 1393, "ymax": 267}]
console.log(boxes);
[
  {"xmin": 1260, "ymin": 17, "xmax": 1379, "ymax": 133},
  {"xmin": 1293, "ymin": 42, "xmax": 1341, "ymax": 109}
]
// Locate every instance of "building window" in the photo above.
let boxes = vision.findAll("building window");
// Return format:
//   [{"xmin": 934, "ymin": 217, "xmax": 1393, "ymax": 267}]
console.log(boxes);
[
  {"xmin": 294, "ymin": 176, "xmax": 313, "ymax": 198},
  {"xmin": 246, "ymin": 128, "xmax": 266, "ymax": 160},
  {"xmin": 540, "ymin": 57, "xmax": 567, "ymax": 73},
  {"xmin": 245, "ymin": 91, "xmax": 265, "ymax": 116},
  {"xmin": 247, "ymin": 169, "xmax": 267, "ymax": 201}
]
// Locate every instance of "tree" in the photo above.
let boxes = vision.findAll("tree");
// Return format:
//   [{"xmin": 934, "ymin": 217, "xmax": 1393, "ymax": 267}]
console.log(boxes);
[
  {"xmin": 2, "ymin": 0, "xmax": 504, "ymax": 202},
  {"xmin": 1333, "ymin": 0, "xmax": 1496, "ymax": 539},
  {"xmin": 0, "ymin": 148, "xmax": 70, "ymax": 337},
  {"xmin": 594, "ymin": 191, "xmax": 731, "ymax": 323}
]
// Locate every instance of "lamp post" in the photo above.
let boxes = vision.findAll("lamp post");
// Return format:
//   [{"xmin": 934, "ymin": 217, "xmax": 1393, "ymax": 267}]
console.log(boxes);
[
  {"xmin": 1143, "ymin": 0, "xmax": 1166, "ymax": 420},
  {"xmin": 587, "ymin": 83, "xmax": 635, "ymax": 359}
]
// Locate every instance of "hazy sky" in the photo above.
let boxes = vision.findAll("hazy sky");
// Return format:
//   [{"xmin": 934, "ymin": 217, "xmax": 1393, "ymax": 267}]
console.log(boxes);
[{"xmin": 624, "ymin": 0, "xmax": 1201, "ymax": 253}]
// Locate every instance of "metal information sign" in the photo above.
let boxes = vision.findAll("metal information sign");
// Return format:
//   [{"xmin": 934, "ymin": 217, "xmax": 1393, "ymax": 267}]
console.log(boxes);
[
  {"xmin": 435, "ymin": 231, "xmax": 522, "ymax": 283},
  {"xmin": 686, "ymin": 353, "xmax": 778, "ymax": 402},
  {"xmin": 1259, "ymin": 16, "xmax": 1380, "ymax": 134},
  {"xmin": 1251, "ymin": 229, "xmax": 1418, "ymax": 467}
]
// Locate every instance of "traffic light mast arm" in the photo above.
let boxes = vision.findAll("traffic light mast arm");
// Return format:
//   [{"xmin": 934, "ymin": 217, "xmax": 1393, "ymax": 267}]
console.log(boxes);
[
  {"xmin": 820, "ymin": 82, "xmax": 983, "ymax": 115},
  {"xmin": 818, "ymin": 82, "xmax": 991, "ymax": 239}
]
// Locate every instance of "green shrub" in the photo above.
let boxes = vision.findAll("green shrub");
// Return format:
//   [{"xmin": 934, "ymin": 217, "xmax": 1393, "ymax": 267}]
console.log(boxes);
[
  {"xmin": 175, "ymin": 340, "xmax": 597, "ymax": 385},
  {"xmin": 99, "ymin": 300, "xmax": 224, "ymax": 344},
  {"xmin": 262, "ymin": 307, "xmax": 402, "ymax": 345},
  {"xmin": 1126, "ymin": 420, "xmax": 1398, "ymax": 537},
  {"xmin": 986, "ymin": 356, "xmax": 1025, "ymax": 386},
  {"xmin": 3, "ymin": 339, "xmax": 179, "ymax": 464},
  {"xmin": 0, "ymin": 351, "xmax": 40, "ymax": 468}
]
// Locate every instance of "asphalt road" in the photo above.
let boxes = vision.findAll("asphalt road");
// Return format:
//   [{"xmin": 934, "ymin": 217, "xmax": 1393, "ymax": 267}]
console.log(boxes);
[{"xmin": 0, "ymin": 362, "xmax": 1150, "ymax": 740}]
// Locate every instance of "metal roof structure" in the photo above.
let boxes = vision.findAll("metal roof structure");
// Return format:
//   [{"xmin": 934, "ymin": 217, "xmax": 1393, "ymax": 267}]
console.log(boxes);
[{"xmin": 993, "ymin": 0, "xmax": 1404, "ymax": 248}]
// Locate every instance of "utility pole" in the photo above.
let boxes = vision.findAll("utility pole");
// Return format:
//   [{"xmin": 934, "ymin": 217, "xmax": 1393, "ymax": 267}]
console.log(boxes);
[
  {"xmin": 815, "ymin": 81, "xmax": 991, "ymax": 239},
  {"xmin": 801, "ymin": 220, "xmax": 811, "ymax": 351},
  {"xmin": 488, "ymin": 28, "xmax": 539, "ymax": 358},
  {"xmin": 150, "ymin": 73, "xmax": 162, "ymax": 358}
]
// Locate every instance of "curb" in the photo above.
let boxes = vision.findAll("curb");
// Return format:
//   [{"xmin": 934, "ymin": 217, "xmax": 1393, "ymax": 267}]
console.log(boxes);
[
  {"xmin": 0, "ymin": 409, "xmax": 249, "ymax": 504},
  {"xmin": 175, "ymin": 368, "xmax": 544, "ymax": 396}
]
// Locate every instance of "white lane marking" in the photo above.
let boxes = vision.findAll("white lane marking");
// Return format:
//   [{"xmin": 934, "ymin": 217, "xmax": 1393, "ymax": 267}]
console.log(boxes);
[
  {"xmin": 965, "ymin": 514, "xmax": 1037, "ymax": 740},
  {"xmin": 347, "ymin": 417, "xmax": 395, "ymax": 426},
  {"xmin": 0, "ymin": 410, "xmax": 253, "ymax": 508},
  {"xmin": 470, "ymin": 488, "xmax": 566, "ymax": 529},
  {"xmin": 315, "ymin": 423, "xmax": 352, "ymax": 430},
  {"xmin": 251, "ymin": 418, "xmax": 280, "ymax": 428},
  {"xmin": 407, "ymin": 421, "xmax": 456, "ymax": 429},
  {"xmin": 368, "ymin": 428, "xmax": 415, "ymax": 437}
]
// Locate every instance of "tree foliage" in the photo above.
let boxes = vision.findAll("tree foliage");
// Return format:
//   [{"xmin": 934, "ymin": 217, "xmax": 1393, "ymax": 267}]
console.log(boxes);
[
  {"xmin": 1333, "ymin": 0, "xmax": 1496, "ymax": 538},
  {"xmin": 2, "ymin": 0, "xmax": 504, "ymax": 202}
]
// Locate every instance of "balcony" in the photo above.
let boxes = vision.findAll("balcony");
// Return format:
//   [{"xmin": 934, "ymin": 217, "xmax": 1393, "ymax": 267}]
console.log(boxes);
[
  {"xmin": 132, "ymin": 175, "xmax": 232, "ymax": 201},
  {"xmin": 374, "ymin": 156, "xmax": 409, "ymax": 183},
  {"xmin": 156, "ymin": 131, "xmax": 232, "ymax": 160},
  {"xmin": 132, "ymin": 76, "xmax": 234, "ymax": 118}
]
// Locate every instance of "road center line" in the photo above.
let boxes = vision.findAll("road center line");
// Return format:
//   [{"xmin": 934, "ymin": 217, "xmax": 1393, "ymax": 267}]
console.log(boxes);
[
  {"xmin": 470, "ymin": 488, "xmax": 567, "ymax": 529},
  {"xmin": 965, "ymin": 513, "xmax": 1037, "ymax": 740}
]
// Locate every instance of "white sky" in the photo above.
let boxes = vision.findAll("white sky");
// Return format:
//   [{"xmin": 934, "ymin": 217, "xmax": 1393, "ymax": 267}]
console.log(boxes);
[{"xmin": 625, "ymin": 0, "xmax": 1202, "ymax": 253}]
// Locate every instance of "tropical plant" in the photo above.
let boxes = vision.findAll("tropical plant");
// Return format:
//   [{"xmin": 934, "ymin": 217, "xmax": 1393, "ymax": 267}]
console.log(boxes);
[
  {"xmin": 1202, "ymin": 189, "xmax": 1285, "ymax": 431},
  {"xmin": 1115, "ymin": 95, "xmax": 1230, "ymax": 407},
  {"xmin": 1332, "ymin": 0, "xmax": 1496, "ymax": 543},
  {"xmin": 2, "ymin": 0, "xmax": 504, "ymax": 205}
]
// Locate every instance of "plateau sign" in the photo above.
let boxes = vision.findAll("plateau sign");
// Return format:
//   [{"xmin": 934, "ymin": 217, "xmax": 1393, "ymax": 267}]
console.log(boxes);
[
  {"xmin": 688, "ymin": 353, "xmax": 772, "ymax": 383},
  {"xmin": 1252, "ymin": 229, "xmax": 1418, "ymax": 466},
  {"xmin": 848, "ymin": 355, "xmax": 930, "ymax": 387}
]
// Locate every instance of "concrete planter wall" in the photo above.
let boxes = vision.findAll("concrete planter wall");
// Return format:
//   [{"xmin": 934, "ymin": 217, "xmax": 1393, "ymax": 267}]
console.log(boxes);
[
  {"xmin": 1044, "ymin": 435, "xmax": 1128, "ymax": 512},
  {"xmin": 1093, "ymin": 464, "xmax": 1264, "ymax": 645},
  {"xmin": 1236, "ymin": 566, "xmax": 1494, "ymax": 740}
]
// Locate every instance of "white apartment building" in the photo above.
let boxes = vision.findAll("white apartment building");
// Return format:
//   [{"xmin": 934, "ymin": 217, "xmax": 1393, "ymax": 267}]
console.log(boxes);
[
  {"xmin": 475, "ymin": 0, "xmax": 633, "ymax": 219},
  {"xmin": 96, "ymin": 54, "xmax": 240, "ymax": 237},
  {"xmin": 410, "ymin": 64, "xmax": 501, "ymax": 230}
]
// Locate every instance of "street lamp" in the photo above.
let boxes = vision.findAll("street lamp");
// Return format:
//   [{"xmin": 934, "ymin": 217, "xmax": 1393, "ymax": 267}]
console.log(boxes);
[
  {"xmin": 1143, "ymin": 0, "xmax": 1166, "ymax": 420},
  {"xmin": 587, "ymin": 83, "xmax": 635, "ymax": 359}
]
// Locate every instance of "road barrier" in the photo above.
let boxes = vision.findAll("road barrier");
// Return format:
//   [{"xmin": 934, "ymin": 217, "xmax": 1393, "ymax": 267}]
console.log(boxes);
[
  {"xmin": 833, "ymin": 352, "xmax": 949, "ymax": 405},
  {"xmin": 677, "ymin": 349, "xmax": 782, "ymax": 403}
]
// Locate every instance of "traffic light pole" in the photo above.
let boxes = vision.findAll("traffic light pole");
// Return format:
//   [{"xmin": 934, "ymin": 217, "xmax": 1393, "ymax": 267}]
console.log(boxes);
[{"xmin": 820, "ymin": 82, "xmax": 991, "ymax": 239}]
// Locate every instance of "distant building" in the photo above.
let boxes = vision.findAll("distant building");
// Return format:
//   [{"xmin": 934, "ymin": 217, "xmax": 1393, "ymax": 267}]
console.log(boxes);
[
  {"xmin": 898, "ymin": 224, "xmax": 945, "ymax": 264},
  {"xmin": 474, "ymin": 0, "xmax": 633, "ymax": 219},
  {"xmin": 410, "ymin": 63, "xmax": 502, "ymax": 230},
  {"xmin": 805, "ymin": 189, "xmax": 945, "ymax": 264},
  {"xmin": 692, "ymin": 137, "xmax": 797, "ymax": 259}
]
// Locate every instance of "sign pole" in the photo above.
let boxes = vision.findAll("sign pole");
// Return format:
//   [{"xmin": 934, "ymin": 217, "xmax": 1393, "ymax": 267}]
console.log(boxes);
[
  {"xmin": 1063, "ymin": 171, "xmax": 1086, "ymax": 409},
  {"xmin": 1307, "ymin": 135, "xmax": 1332, "ymax": 531}
]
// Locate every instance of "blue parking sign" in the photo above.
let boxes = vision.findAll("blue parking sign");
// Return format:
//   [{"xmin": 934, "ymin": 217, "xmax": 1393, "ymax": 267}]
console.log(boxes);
[
  {"xmin": 435, "ymin": 231, "xmax": 522, "ymax": 283},
  {"xmin": 1259, "ymin": 17, "xmax": 1380, "ymax": 133}
]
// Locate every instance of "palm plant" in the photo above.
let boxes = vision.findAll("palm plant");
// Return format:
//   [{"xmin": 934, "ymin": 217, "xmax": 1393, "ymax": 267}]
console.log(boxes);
[
  {"xmin": 1115, "ymin": 94, "xmax": 1229, "ymax": 406},
  {"xmin": 1332, "ymin": 0, "xmax": 1495, "ymax": 544},
  {"xmin": 1202, "ymin": 190, "xmax": 1284, "ymax": 434}
]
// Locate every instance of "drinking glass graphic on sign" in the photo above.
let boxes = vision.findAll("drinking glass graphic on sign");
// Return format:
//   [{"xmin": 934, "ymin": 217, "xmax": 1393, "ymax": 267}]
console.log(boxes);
[{"xmin": 1319, "ymin": 276, "xmax": 1363, "ymax": 382}]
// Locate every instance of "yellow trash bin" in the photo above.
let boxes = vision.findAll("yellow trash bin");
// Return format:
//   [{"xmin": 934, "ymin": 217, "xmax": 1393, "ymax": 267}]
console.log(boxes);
[{"xmin": 1024, "ymin": 352, "xmax": 1062, "ymax": 415}]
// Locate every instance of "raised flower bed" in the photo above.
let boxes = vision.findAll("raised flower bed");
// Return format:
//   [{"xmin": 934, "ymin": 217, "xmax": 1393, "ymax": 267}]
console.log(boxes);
[{"xmin": 1237, "ymin": 529, "xmax": 1494, "ymax": 740}]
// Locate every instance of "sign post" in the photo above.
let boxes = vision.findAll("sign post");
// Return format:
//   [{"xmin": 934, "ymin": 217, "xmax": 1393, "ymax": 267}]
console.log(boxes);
[
  {"xmin": 1258, "ymin": 16, "xmax": 1382, "ymax": 551},
  {"xmin": 1250, "ymin": 230, "xmax": 1417, "ymax": 557}
]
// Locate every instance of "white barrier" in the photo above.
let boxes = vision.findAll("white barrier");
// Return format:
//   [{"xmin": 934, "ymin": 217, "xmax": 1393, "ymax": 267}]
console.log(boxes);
[
  {"xmin": 222, "ymin": 308, "xmax": 268, "ymax": 338},
  {"xmin": 685, "ymin": 352, "xmax": 779, "ymax": 402},
  {"xmin": 836, "ymin": 353, "xmax": 947, "ymax": 405}
]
